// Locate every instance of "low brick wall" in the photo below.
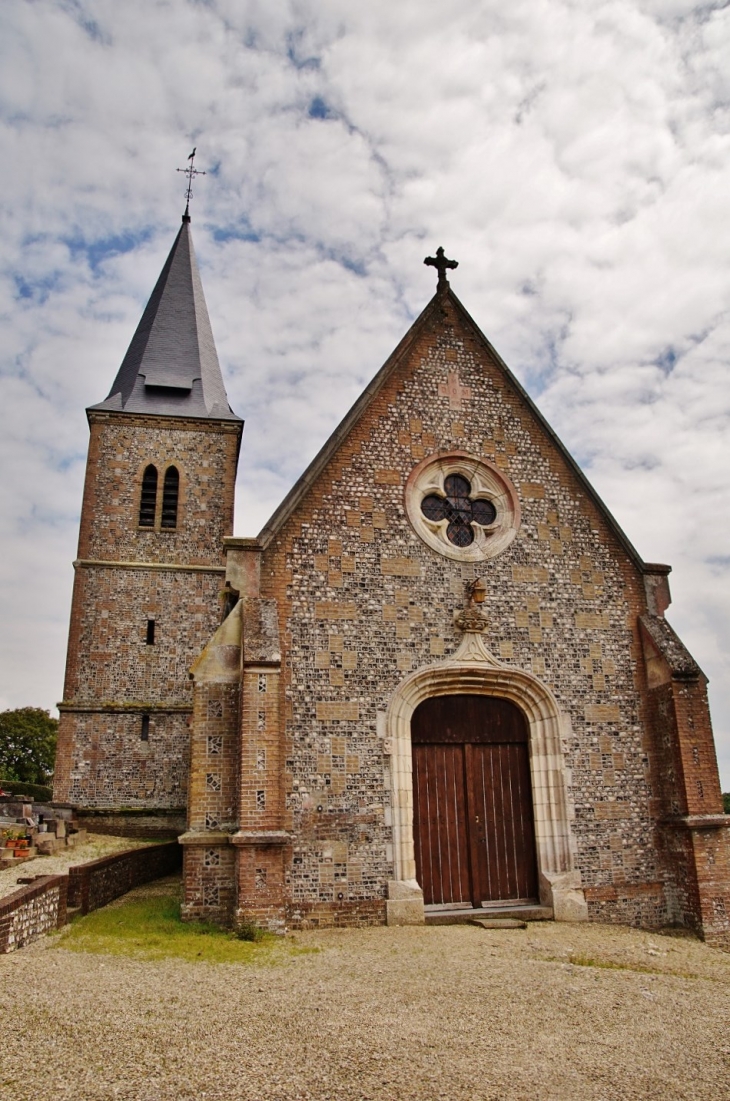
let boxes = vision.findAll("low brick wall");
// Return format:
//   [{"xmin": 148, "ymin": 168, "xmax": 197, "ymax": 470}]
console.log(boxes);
[
  {"xmin": 0, "ymin": 842, "xmax": 182, "ymax": 953},
  {"xmin": 0, "ymin": 876, "xmax": 68, "ymax": 953},
  {"xmin": 67, "ymin": 841, "xmax": 182, "ymax": 915}
]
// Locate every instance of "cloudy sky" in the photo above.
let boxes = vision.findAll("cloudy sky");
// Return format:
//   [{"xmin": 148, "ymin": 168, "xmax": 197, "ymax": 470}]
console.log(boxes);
[{"xmin": 2, "ymin": 0, "xmax": 729, "ymax": 784}]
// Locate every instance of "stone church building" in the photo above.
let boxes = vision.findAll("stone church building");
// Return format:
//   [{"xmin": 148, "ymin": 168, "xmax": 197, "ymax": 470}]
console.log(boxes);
[{"xmin": 54, "ymin": 211, "xmax": 730, "ymax": 943}]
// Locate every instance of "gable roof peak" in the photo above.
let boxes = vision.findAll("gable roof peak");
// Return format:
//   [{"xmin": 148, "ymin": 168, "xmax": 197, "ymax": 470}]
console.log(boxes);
[
  {"xmin": 257, "ymin": 278, "xmax": 647, "ymax": 574},
  {"xmin": 89, "ymin": 214, "xmax": 241, "ymax": 422}
]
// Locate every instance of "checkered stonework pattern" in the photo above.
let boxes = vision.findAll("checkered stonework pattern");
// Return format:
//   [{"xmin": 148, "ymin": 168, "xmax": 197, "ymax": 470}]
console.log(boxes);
[{"xmin": 210, "ymin": 287, "xmax": 729, "ymax": 940}]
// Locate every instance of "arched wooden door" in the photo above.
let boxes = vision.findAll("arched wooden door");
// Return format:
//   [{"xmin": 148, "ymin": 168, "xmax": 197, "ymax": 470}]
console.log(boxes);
[{"xmin": 412, "ymin": 694, "xmax": 538, "ymax": 908}]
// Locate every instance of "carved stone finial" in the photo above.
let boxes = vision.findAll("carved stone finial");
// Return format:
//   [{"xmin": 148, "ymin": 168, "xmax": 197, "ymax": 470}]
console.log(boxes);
[
  {"xmin": 454, "ymin": 606, "xmax": 488, "ymax": 634},
  {"xmin": 454, "ymin": 575, "xmax": 488, "ymax": 633}
]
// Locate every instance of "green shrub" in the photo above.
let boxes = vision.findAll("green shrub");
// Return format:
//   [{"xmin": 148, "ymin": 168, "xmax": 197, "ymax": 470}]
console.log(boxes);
[
  {"xmin": 233, "ymin": 919, "xmax": 266, "ymax": 942},
  {"xmin": 0, "ymin": 708, "xmax": 57, "ymax": 785},
  {"xmin": 723, "ymin": 792, "xmax": 730, "ymax": 814},
  {"xmin": 0, "ymin": 779, "xmax": 53, "ymax": 801}
]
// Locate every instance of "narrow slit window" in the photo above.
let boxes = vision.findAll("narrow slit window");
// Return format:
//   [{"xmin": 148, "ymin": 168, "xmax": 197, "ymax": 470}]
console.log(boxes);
[
  {"xmin": 139, "ymin": 465, "xmax": 158, "ymax": 527},
  {"xmin": 161, "ymin": 466, "xmax": 179, "ymax": 529},
  {"xmin": 146, "ymin": 619, "xmax": 155, "ymax": 645},
  {"xmin": 141, "ymin": 714, "xmax": 150, "ymax": 741}
]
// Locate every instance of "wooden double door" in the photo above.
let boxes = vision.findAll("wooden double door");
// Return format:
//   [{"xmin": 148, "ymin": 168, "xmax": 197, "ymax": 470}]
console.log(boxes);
[{"xmin": 412, "ymin": 694, "xmax": 538, "ymax": 908}]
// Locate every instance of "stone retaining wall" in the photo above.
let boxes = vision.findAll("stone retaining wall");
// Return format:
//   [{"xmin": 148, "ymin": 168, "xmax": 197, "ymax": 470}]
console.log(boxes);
[
  {"xmin": 0, "ymin": 876, "xmax": 68, "ymax": 953},
  {"xmin": 67, "ymin": 841, "xmax": 182, "ymax": 915},
  {"xmin": 0, "ymin": 841, "xmax": 181, "ymax": 953}
]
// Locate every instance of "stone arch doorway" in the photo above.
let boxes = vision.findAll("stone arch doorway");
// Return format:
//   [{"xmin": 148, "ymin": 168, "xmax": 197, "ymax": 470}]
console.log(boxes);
[
  {"xmin": 412, "ymin": 693, "xmax": 538, "ymax": 909},
  {"xmin": 384, "ymin": 632, "xmax": 588, "ymax": 924}
]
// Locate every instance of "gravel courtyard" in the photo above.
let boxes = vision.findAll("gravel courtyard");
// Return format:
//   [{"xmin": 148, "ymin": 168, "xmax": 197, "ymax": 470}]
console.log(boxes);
[{"xmin": 2, "ymin": 893, "xmax": 730, "ymax": 1101}]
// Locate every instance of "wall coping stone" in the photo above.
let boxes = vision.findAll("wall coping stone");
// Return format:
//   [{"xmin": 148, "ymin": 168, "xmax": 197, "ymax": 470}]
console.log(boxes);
[
  {"xmin": 230, "ymin": 830, "xmax": 291, "ymax": 846},
  {"xmin": 178, "ymin": 831, "xmax": 232, "ymax": 845},
  {"xmin": 665, "ymin": 815, "xmax": 730, "ymax": 830}
]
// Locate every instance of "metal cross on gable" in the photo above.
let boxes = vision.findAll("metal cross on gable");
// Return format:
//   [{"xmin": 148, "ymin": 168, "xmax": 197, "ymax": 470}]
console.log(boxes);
[
  {"xmin": 177, "ymin": 147, "xmax": 206, "ymax": 217},
  {"xmin": 424, "ymin": 246, "xmax": 458, "ymax": 289}
]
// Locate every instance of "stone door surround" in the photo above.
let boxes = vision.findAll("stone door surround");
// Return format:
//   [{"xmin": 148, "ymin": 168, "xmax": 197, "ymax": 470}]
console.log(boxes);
[{"xmin": 385, "ymin": 631, "xmax": 588, "ymax": 925}]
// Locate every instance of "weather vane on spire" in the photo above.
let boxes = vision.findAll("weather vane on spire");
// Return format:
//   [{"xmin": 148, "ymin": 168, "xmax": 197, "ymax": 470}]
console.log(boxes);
[{"xmin": 177, "ymin": 147, "xmax": 206, "ymax": 219}]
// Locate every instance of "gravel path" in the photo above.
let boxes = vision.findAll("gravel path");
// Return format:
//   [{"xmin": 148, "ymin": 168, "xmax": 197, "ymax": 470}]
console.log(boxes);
[
  {"xmin": 1, "ymin": 896, "xmax": 729, "ymax": 1101},
  {"xmin": 0, "ymin": 834, "xmax": 154, "ymax": 900}
]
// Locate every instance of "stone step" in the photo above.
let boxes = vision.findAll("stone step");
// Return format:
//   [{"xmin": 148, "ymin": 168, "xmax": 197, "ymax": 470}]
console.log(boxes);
[
  {"xmin": 469, "ymin": 917, "xmax": 528, "ymax": 930},
  {"xmin": 425, "ymin": 905, "xmax": 553, "ymax": 926}
]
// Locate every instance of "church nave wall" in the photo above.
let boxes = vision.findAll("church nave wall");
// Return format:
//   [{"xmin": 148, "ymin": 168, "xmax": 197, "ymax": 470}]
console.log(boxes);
[{"xmin": 259, "ymin": 293, "xmax": 669, "ymax": 928}]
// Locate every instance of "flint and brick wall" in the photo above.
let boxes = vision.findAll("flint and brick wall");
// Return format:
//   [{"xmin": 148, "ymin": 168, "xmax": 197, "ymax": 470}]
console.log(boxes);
[
  {"xmin": 256, "ymin": 293, "xmax": 672, "ymax": 928},
  {"xmin": 0, "ymin": 876, "xmax": 68, "ymax": 954},
  {"xmin": 640, "ymin": 621, "xmax": 730, "ymax": 945},
  {"xmin": 57, "ymin": 710, "xmax": 191, "ymax": 809},
  {"xmin": 181, "ymin": 660, "xmax": 240, "ymax": 924},
  {"xmin": 55, "ymin": 412, "xmax": 240, "ymax": 812},
  {"xmin": 76, "ymin": 808, "xmax": 185, "ymax": 838},
  {"xmin": 77, "ymin": 415, "xmax": 240, "ymax": 565}
]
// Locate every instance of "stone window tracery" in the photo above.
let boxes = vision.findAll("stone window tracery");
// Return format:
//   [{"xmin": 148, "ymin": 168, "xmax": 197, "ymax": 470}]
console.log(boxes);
[
  {"xmin": 421, "ymin": 473, "xmax": 497, "ymax": 548},
  {"xmin": 405, "ymin": 451, "xmax": 521, "ymax": 563}
]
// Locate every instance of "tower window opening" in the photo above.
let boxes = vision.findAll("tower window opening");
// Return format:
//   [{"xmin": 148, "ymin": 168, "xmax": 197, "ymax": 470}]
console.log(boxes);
[
  {"xmin": 141, "ymin": 714, "xmax": 150, "ymax": 741},
  {"xmin": 139, "ymin": 465, "xmax": 158, "ymax": 527},
  {"xmin": 146, "ymin": 619, "xmax": 155, "ymax": 645},
  {"xmin": 161, "ymin": 466, "xmax": 180, "ymax": 529}
]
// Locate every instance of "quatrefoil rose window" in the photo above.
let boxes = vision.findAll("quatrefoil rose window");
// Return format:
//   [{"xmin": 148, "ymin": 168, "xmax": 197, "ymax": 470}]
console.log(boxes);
[{"xmin": 405, "ymin": 452, "xmax": 521, "ymax": 562}]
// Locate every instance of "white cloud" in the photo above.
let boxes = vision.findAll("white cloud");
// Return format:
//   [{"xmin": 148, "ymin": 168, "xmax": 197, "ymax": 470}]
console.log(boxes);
[{"xmin": 1, "ymin": 0, "xmax": 729, "ymax": 785}]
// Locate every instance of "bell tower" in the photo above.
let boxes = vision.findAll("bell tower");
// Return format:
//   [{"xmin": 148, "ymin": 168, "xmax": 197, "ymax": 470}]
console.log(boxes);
[{"xmin": 54, "ymin": 208, "xmax": 243, "ymax": 835}]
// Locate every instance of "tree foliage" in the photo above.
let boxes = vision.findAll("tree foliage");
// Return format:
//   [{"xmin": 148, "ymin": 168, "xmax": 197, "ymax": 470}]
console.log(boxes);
[{"xmin": 0, "ymin": 708, "xmax": 58, "ymax": 785}]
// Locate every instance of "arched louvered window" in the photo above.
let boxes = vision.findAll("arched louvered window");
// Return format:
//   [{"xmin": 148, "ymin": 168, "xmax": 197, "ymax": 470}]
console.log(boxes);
[
  {"xmin": 139, "ymin": 465, "xmax": 158, "ymax": 527},
  {"xmin": 161, "ymin": 466, "xmax": 180, "ymax": 529}
]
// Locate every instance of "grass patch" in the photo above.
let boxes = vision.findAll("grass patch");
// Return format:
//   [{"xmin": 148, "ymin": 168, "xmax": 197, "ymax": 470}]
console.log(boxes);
[
  {"xmin": 568, "ymin": 953, "xmax": 662, "ymax": 974},
  {"xmin": 539, "ymin": 952, "xmax": 700, "ymax": 980},
  {"xmin": 58, "ymin": 894, "xmax": 315, "ymax": 965}
]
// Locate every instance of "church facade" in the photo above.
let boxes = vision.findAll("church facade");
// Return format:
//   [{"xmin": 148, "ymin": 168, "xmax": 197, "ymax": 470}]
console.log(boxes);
[{"xmin": 54, "ymin": 213, "xmax": 730, "ymax": 943}]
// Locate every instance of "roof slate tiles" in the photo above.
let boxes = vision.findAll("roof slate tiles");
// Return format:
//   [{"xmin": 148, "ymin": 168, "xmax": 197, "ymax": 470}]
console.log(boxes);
[{"xmin": 90, "ymin": 216, "xmax": 240, "ymax": 422}]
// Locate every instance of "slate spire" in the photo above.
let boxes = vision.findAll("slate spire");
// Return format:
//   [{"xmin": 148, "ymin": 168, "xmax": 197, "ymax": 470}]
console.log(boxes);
[{"xmin": 90, "ymin": 214, "xmax": 240, "ymax": 421}]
